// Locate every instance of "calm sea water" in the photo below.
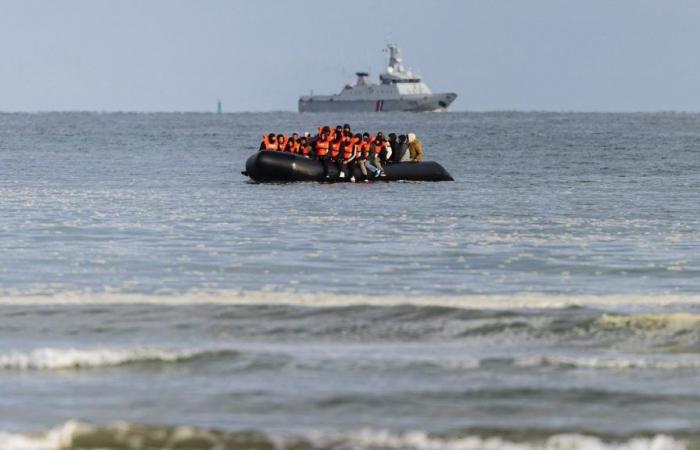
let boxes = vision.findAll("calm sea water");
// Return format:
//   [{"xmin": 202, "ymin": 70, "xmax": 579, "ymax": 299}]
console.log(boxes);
[{"xmin": 0, "ymin": 112, "xmax": 699, "ymax": 449}]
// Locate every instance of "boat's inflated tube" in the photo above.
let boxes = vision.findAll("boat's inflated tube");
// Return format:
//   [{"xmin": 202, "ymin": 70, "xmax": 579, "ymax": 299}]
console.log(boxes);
[{"xmin": 244, "ymin": 151, "xmax": 453, "ymax": 182}]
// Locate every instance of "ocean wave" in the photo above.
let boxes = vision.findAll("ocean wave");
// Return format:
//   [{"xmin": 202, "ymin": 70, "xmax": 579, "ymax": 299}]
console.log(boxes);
[
  {"xmin": 3, "ymin": 346, "xmax": 695, "ymax": 373},
  {"xmin": 0, "ymin": 421, "xmax": 690, "ymax": 450},
  {"xmin": 597, "ymin": 313, "xmax": 700, "ymax": 332},
  {"xmin": 1, "ymin": 292, "xmax": 700, "ymax": 350},
  {"xmin": 0, "ymin": 347, "xmax": 239, "ymax": 371},
  {"xmin": 513, "ymin": 355, "xmax": 700, "ymax": 370},
  {"xmin": 1, "ymin": 289, "xmax": 699, "ymax": 311}
]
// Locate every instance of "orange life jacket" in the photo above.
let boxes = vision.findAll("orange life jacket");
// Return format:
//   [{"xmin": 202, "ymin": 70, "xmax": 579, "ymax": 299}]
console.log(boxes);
[
  {"xmin": 357, "ymin": 140, "xmax": 370, "ymax": 159},
  {"xmin": 315, "ymin": 138, "xmax": 330, "ymax": 157},
  {"xmin": 342, "ymin": 138, "xmax": 357, "ymax": 161},
  {"xmin": 276, "ymin": 136, "xmax": 287, "ymax": 151},
  {"xmin": 262, "ymin": 135, "xmax": 278, "ymax": 151},
  {"xmin": 300, "ymin": 144, "xmax": 311, "ymax": 156},
  {"xmin": 286, "ymin": 141, "xmax": 300, "ymax": 153},
  {"xmin": 330, "ymin": 139, "xmax": 343, "ymax": 159},
  {"xmin": 371, "ymin": 140, "xmax": 384, "ymax": 155}
]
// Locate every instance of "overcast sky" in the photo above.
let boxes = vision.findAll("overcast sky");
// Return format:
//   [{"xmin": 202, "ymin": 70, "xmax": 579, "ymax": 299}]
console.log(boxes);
[{"xmin": 2, "ymin": 0, "xmax": 699, "ymax": 112}]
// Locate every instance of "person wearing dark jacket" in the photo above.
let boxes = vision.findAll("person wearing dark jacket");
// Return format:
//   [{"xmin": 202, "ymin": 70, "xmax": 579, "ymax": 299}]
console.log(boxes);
[
  {"xmin": 391, "ymin": 134, "xmax": 410, "ymax": 162},
  {"xmin": 387, "ymin": 133, "xmax": 398, "ymax": 163}
]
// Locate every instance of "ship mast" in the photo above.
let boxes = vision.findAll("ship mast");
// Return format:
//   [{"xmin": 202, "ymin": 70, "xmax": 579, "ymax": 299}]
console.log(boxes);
[{"xmin": 386, "ymin": 44, "xmax": 405, "ymax": 73}]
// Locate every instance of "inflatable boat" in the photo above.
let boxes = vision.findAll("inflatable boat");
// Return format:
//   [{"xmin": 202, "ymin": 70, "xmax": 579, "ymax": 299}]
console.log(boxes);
[{"xmin": 243, "ymin": 151, "xmax": 454, "ymax": 182}]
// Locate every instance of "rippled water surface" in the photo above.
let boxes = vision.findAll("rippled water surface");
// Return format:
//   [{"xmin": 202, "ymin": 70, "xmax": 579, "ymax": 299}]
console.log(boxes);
[{"xmin": 0, "ymin": 112, "xmax": 699, "ymax": 449}]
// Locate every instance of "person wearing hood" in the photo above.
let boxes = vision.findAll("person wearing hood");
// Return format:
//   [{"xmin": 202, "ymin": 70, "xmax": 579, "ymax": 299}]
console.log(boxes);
[
  {"xmin": 391, "ymin": 134, "xmax": 410, "ymax": 163},
  {"xmin": 407, "ymin": 133, "xmax": 423, "ymax": 162}
]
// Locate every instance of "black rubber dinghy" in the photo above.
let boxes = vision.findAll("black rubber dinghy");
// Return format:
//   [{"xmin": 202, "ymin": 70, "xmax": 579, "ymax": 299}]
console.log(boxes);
[{"xmin": 244, "ymin": 151, "xmax": 454, "ymax": 182}]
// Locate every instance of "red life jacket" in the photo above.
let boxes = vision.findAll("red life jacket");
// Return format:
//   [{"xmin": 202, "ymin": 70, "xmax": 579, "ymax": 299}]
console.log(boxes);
[
  {"xmin": 315, "ymin": 138, "xmax": 330, "ymax": 157},
  {"xmin": 261, "ymin": 135, "xmax": 278, "ymax": 151}
]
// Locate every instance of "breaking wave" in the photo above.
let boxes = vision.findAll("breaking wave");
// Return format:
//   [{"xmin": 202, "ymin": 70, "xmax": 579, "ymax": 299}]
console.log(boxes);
[
  {"xmin": 1, "ymin": 292, "xmax": 699, "ymax": 356},
  {"xmin": 597, "ymin": 313, "xmax": 700, "ymax": 333},
  {"xmin": 1, "ymin": 289, "xmax": 699, "ymax": 310},
  {"xmin": 512, "ymin": 355, "xmax": 700, "ymax": 370},
  {"xmin": 0, "ymin": 421, "xmax": 691, "ymax": 450},
  {"xmin": 0, "ymin": 347, "xmax": 239, "ymax": 371}
]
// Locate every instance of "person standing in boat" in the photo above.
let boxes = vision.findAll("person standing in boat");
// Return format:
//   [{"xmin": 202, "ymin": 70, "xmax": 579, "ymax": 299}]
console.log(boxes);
[
  {"xmin": 314, "ymin": 130, "xmax": 333, "ymax": 178},
  {"xmin": 407, "ymin": 133, "xmax": 423, "ymax": 162},
  {"xmin": 329, "ymin": 132, "xmax": 345, "ymax": 178},
  {"xmin": 339, "ymin": 132, "xmax": 358, "ymax": 182}
]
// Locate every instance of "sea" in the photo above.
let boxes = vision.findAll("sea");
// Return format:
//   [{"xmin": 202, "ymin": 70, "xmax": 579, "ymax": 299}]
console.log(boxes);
[{"xmin": 0, "ymin": 111, "xmax": 699, "ymax": 450}]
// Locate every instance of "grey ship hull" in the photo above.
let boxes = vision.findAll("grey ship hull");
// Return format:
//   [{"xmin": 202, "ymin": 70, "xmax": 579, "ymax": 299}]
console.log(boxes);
[{"xmin": 298, "ymin": 93, "xmax": 457, "ymax": 113}]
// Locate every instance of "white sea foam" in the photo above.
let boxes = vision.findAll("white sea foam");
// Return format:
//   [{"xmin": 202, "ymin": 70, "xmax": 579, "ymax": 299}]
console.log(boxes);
[
  {"xmin": 0, "ymin": 347, "xmax": 213, "ymax": 370},
  {"xmin": 0, "ymin": 422, "xmax": 689, "ymax": 450},
  {"xmin": 598, "ymin": 313, "xmax": 700, "ymax": 332},
  {"xmin": 337, "ymin": 429, "xmax": 687, "ymax": 450},
  {"xmin": 0, "ymin": 290, "xmax": 699, "ymax": 311},
  {"xmin": 514, "ymin": 355, "xmax": 700, "ymax": 370}
]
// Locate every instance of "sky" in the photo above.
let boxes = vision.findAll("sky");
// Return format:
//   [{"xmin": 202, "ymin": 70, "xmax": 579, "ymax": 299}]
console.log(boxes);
[{"xmin": 1, "ymin": 0, "xmax": 700, "ymax": 112}]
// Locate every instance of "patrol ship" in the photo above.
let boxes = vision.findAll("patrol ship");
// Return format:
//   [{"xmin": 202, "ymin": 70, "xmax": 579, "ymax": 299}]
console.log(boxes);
[{"xmin": 298, "ymin": 45, "xmax": 457, "ymax": 113}]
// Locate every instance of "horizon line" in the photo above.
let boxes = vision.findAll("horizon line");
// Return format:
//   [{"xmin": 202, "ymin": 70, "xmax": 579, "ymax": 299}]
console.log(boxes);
[{"xmin": 2, "ymin": 109, "xmax": 700, "ymax": 115}]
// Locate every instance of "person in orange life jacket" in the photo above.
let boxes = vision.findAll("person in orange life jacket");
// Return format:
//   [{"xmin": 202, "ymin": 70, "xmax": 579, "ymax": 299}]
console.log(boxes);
[
  {"xmin": 326, "ymin": 132, "xmax": 345, "ymax": 179},
  {"xmin": 276, "ymin": 134, "xmax": 287, "ymax": 152},
  {"xmin": 329, "ymin": 132, "xmax": 344, "ymax": 161},
  {"xmin": 311, "ymin": 126, "xmax": 331, "ymax": 146},
  {"xmin": 314, "ymin": 131, "xmax": 333, "ymax": 178},
  {"xmin": 337, "ymin": 132, "xmax": 358, "ymax": 181},
  {"xmin": 352, "ymin": 133, "xmax": 369, "ymax": 182},
  {"xmin": 298, "ymin": 136, "xmax": 312, "ymax": 157},
  {"xmin": 343, "ymin": 123, "xmax": 352, "ymax": 136},
  {"xmin": 284, "ymin": 133, "xmax": 300, "ymax": 153},
  {"xmin": 379, "ymin": 133, "xmax": 393, "ymax": 165},
  {"xmin": 361, "ymin": 132, "xmax": 381, "ymax": 178},
  {"xmin": 368, "ymin": 134, "xmax": 389, "ymax": 176},
  {"xmin": 259, "ymin": 133, "xmax": 278, "ymax": 151}
]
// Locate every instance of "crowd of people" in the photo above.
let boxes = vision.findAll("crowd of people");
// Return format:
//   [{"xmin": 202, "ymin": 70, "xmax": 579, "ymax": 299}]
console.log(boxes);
[{"xmin": 259, "ymin": 124, "xmax": 424, "ymax": 182}]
